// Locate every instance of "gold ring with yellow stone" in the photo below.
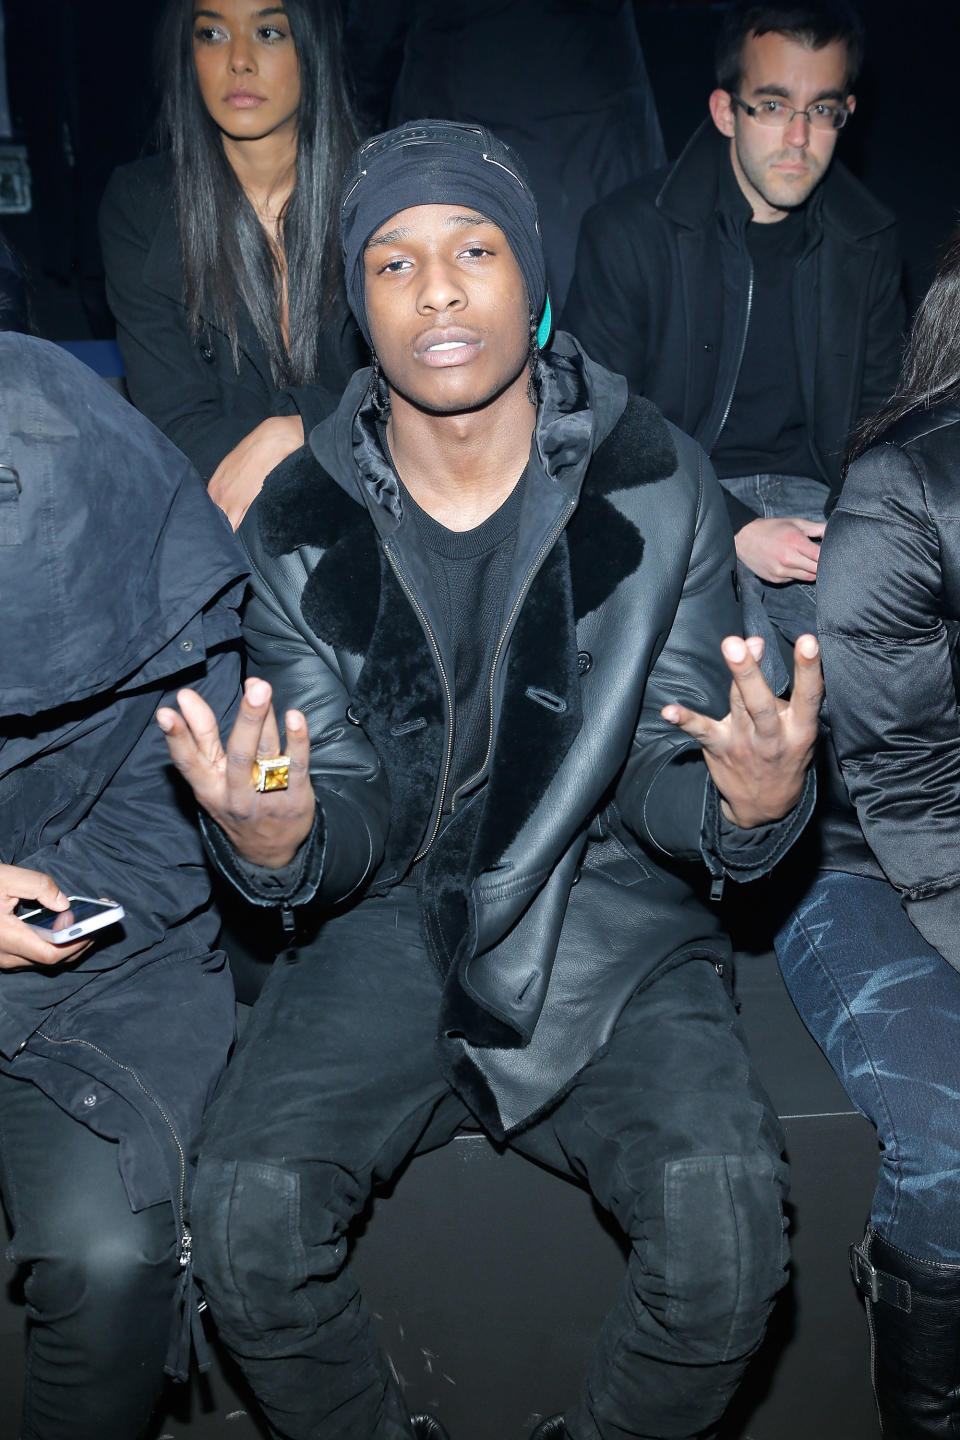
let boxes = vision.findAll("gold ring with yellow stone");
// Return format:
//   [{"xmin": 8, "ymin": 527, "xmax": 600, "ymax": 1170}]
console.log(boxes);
[{"xmin": 251, "ymin": 755, "xmax": 291, "ymax": 792}]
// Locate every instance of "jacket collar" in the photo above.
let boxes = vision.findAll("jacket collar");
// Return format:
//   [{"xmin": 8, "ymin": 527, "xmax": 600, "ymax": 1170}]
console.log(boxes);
[
  {"xmin": 307, "ymin": 334, "xmax": 628, "ymax": 529},
  {"xmin": 657, "ymin": 118, "xmax": 896, "ymax": 243}
]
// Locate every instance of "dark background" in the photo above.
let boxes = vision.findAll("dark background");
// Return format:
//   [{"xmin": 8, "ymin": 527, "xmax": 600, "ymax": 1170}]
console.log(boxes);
[{"xmin": 0, "ymin": 0, "xmax": 954, "ymax": 344}]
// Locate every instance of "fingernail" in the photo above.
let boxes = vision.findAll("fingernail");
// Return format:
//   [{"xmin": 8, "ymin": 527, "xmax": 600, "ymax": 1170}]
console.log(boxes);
[
  {"xmin": 724, "ymin": 638, "xmax": 747, "ymax": 662},
  {"xmin": 156, "ymin": 710, "xmax": 173, "ymax": 733},
  {"xmin": 246, "ymin": 679, "xmax": 269, "ymax": 705},
  {"xmin": 662, "ymin": 707, "xmax": 679, "ymax": 723},
  {"xmin": 799, "ymin": 635, "xmax": 819, "ymax": 658},
  {"xmin": 286, "ymin": 711, "xmax": 304, "ymax": 732}
]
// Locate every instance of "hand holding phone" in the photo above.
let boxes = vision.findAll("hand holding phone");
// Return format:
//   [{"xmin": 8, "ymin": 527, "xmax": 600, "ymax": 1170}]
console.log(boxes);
[
  {"xmin": 0, "ymin": 865, "xmax": 108, "ymax": 970},
  {"xmin": 15, "ymin": 897, "xmax": 125, "ymax": 945}
]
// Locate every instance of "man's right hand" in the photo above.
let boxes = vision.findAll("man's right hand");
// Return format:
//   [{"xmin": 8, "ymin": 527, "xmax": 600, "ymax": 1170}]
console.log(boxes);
[
  {"xmin": 0, "ymin": 864, "xmax": 91, "ymax": 970},
  {"xmin": 157, "ymin": 677, "xmax": 316, "ymax": 870},
  {"xmin": 735, "ymin": 516, "xmax": 826, "ymax": 583}
]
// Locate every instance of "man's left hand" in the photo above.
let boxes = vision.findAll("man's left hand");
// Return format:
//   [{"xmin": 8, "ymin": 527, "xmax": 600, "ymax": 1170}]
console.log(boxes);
[{"xmin": 661, "ymin": 634, "xmax": 822, "ymax": 828}]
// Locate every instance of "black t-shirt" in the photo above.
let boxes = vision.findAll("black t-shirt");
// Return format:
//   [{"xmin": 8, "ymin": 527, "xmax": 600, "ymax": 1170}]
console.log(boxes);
[
  {"xmin": 712, "ymin": 208, "xmax": 819, "ymax": 481},
  {"xmin": 401, "ymin": 472, "xmax": 526, "ymax": 811}
]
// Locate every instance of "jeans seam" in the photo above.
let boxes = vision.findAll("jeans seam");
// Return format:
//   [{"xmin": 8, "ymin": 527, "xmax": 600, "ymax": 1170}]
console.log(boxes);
[{"xmin": 787, "ymin": 900, "xmax": 903, "ymax": 1237}]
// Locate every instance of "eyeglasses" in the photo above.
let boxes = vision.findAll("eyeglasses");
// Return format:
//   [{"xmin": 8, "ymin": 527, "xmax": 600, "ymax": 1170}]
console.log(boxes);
[{"xmin": 731, "ymin": 95, "xmax": 850, "ymax": 131}]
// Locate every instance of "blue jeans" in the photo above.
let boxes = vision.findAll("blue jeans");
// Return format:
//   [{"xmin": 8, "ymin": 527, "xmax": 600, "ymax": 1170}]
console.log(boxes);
[
  {"xmin": 721, "ymin": 472, "xmax": 828, "ymax": 650},
  {"xmin": 774, "ymin": 870, "xmax": 960, "ymax": 1262}
]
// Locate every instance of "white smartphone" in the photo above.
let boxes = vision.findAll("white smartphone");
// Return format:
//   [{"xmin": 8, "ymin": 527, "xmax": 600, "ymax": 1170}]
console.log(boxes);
[{"xmin": 15, "ymin": 896, "xmax": 125, "ymax": 945}]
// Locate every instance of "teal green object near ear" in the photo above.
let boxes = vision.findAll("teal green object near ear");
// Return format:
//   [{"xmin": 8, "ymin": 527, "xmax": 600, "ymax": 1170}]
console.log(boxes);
[{"xmin": 536, "ymin": 295, "xmax": 552, "ymax": 349}]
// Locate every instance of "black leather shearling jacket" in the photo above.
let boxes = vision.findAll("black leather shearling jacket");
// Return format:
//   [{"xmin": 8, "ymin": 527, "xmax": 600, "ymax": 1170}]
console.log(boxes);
[{"xmin": 214, "ymin": 339, "xmax": 813, "ymax": 1135}]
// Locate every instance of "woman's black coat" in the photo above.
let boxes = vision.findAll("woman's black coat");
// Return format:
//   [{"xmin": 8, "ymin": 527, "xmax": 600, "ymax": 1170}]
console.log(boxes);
[
  {"xmin": 99, "ymin": 154, "xmax": 365, "ymax": 482},
  {"xmin": 818, "ymin": 402, "xmax": 960, "ymax": 966}
]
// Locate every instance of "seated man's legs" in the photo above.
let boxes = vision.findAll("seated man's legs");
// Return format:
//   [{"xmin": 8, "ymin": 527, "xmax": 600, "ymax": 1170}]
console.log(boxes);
[
  {"xmin": 515, "ymin": 956, "xmax": 789, "ymax": 1440},
  {"xmin": 0, "ymin": 1069, "xmax": 178, "ymax": 1440},
  {"xmin": 776, "ymin": 870, "xmax": 960, "ymax": 1433},
  {"xmin": 191, "ymin": 886, "xmax": 467, "ymax": 1440}
]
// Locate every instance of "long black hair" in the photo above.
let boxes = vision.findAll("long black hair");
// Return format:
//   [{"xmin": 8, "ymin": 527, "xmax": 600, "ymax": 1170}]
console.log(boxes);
[
  {"xmin": 846, "ymin": 229, "xmax": 960, "ymax": 469},
  {"xmin": 156, "ymin": 0, "xmax": 357, "ymax": 387}
]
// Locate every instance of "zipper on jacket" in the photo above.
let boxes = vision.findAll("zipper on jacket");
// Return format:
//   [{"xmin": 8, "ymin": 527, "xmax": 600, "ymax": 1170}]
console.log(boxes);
[
  {"xmin": 36, "ymin": 1031, "xmax": 191, "ymax": 1267},
  {"xmin": 448, "ymin": 498, "xmax": 577, "ymax": 813},
  {"xmin": 382, "ymin": 541, "xmax": 455, "ymax": 862},
  {"xmin": 712, "ymin": 261, "xmax": 754, "ymax": 449}
]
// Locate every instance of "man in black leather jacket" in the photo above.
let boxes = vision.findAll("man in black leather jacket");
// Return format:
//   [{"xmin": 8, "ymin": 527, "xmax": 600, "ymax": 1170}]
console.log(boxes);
[
  {"xmin": 161, "ymin": 122, "xmax": 822, "ymax": 1440},
  {"xmin": 564, "ymin": 0, "xmax": 904, "ymax": 665}
]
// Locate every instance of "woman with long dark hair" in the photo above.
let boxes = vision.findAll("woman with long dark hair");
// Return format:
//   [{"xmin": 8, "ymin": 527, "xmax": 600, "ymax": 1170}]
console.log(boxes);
[
  {"xmin": 100, "ymin": 0, "xmax": 363, "ymax": 526},
  {"xmin": 775, "ymin": 230, "xmax": 960, "ymax": 1437}
]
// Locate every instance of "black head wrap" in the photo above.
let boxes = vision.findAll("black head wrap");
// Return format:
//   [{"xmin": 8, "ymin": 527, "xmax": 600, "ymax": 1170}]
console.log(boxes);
[{"xmin": 340, "ymin": 119, "xmax": 547, "ymax": 348}]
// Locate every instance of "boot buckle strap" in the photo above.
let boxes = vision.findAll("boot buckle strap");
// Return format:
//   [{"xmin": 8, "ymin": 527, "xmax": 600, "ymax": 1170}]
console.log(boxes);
[{"xmin": 849, "ymin": 1243, "xmax": 912, "ymax": 1312}]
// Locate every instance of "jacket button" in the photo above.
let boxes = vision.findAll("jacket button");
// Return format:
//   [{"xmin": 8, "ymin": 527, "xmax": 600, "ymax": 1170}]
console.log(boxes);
[
  {"xmin": 577, "ymin": 651, "xmax": 593, "ymax": 676},
  {"xmin": 83, "ymin": 1093, "xmax": 97, "ymax": 1108},
  {"xmin": 180, "ymin": 638, "xmax": 194, "ymax": 652},
  {"xmin": 346, "ymin": 704, "xmax": 361, "ymax": 725},
  {"xmin": 199, "ymin": 344, "xmax": 215, "ymax": 363}
]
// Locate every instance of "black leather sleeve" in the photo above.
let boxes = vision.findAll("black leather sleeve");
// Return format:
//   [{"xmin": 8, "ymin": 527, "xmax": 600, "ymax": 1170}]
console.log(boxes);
[
  {"xmin": 819, "ymin": 436, "xmax": 960, "ymax": 967},
  {"xmin": 222, "ymin": 524, "xmax": 392, "ymax": 908},
  {"xmin": 617, "ymin": 442, "xmax": 814, "ymax": 882}
]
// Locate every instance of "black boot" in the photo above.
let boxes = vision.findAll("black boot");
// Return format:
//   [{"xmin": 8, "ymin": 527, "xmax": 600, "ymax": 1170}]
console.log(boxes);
[
  {"xmin": 529, "ymin": 1418, "xmax": 566, "ymax": 1439},
  {"xmin": 411, "ymin": 1415, "xmax": 451, "ymax": 1440},
  {"xmin": 850, "ymin": 1228, "xmax": 960, "ymax": 1436}
]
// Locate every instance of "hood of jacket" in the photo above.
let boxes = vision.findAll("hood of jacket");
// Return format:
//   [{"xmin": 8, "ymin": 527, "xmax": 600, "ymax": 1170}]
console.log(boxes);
[
  {"xmin": 304, "ymin": 332, "xmax": 628, "ymax": 524},
  {"xmin": 0, "ymin": 334, "xmax": 246, "ymax": 718}
]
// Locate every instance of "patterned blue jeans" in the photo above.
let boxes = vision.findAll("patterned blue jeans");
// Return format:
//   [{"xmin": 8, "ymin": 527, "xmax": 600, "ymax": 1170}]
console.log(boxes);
[{"xmin": 775, "ymin": 869, "xmax": 960, "ymax": 1262}]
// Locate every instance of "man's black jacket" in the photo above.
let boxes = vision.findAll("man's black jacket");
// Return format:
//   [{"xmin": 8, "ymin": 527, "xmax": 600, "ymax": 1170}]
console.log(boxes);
[
  {"xmin": 211, "ymin": 340, "xmax": 813, "ymax": 1137},
  {"xmin": 563, "ymin": 122, "xmax": 904, "ymax": 526}
]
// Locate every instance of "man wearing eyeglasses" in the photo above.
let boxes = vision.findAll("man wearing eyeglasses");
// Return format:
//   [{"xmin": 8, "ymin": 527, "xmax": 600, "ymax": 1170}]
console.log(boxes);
[{"xmin": 564, "ymin": 0, "xmax": 903, "ymax": 659}]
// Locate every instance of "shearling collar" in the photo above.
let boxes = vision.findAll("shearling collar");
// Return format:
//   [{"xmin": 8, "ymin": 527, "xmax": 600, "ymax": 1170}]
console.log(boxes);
[{"xmin": 260, "ymin": 335, "xmax": 670, "ymax": 565}]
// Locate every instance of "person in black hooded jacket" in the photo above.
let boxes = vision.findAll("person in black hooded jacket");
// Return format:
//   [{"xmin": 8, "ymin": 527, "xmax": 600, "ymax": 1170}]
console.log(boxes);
[
  {"xmin": 0, "ymin": 335, "xmax": 245, "ymax": 1440},
  {"xmin": 160, "ymin": 122, "xmax": 823, "ymax": 1440}
]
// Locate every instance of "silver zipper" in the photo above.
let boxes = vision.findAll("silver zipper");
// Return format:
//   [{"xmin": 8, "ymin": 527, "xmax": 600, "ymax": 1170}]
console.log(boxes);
[
  {"xmin": 383, "ymin": 542, "xmax": 455, "ymax": 862},
  {"xmin": 449, "ymin": 499, "xmax": 576, "ymax": 813},
  {"xmin": 37, "ymin": 1030, "xmax": 191, "ymax": 1265},
  {"xmin": 714, "ymin": 262, "xmax": 754, "ymax": 445}
]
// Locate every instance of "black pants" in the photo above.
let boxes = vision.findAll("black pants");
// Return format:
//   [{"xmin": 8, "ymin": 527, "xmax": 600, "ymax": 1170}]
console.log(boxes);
[
  {"xmin": 193, "ymin": 887, "xmax": 788, "ymax": 1440},
  {"xmin": 0, "ymin": 1070, "xmax": 178, "ymax": 1440}
]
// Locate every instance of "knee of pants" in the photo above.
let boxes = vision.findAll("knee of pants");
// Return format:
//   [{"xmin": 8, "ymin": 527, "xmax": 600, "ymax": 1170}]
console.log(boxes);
[
  {"xmin": 631, "ymin": 1151, "xmax": 789, "ymax": 1365},
  {"xmin": 190, "ymin": 1156, "xmax": 350, "ymax": 1347},
  {"xmin": 24, "ymin": 1209, "xmax": 176, "ymax": 1335}
]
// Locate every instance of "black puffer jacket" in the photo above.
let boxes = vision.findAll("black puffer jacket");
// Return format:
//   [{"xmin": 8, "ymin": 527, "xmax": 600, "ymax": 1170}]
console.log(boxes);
[
  {"xmin": 0, "ymin": 336, "xmax": 247, "ymax": 1375},
  {"xmin": 99, "ymin": 154, "xmax": 366, "ymax": 483},
  {"xmin": 213, "ymin": 338, "xmax": 813, "ymax": 1137},
  {"xmin": 817, "ymin": 402, "xmax": 960, "ymax": 966}
]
